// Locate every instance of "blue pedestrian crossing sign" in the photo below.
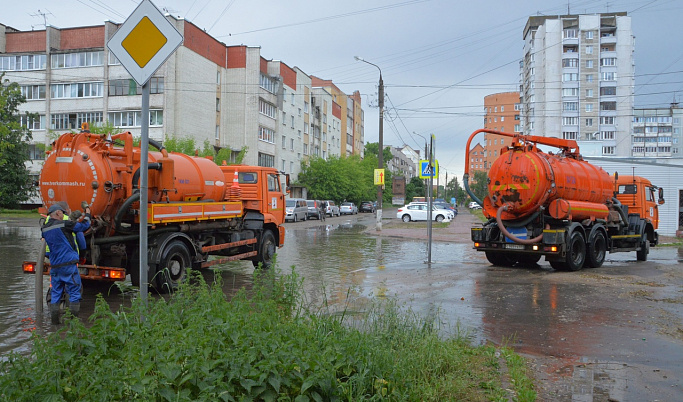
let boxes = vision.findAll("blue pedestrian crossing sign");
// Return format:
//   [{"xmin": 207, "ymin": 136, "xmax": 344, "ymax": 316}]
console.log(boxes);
[{"xmin": 418, "ymin": 159, "xmax": 438, "ymax": 179}]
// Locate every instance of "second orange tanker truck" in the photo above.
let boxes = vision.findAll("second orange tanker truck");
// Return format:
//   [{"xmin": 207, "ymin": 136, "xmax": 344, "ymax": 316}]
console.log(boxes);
[
  {"xmin": 465, "ymin": 129, "xmax": 664, "ymax": 271},
  {"xmin": 25, "ymin": 126, "xmax": 289, "ymax": 291}
]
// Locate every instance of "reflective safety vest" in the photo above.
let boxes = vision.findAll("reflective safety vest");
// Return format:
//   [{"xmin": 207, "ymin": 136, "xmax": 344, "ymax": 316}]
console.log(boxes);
[{"xmin": 45, "ymin": 215, "xmax": 76, "ymax": 254}]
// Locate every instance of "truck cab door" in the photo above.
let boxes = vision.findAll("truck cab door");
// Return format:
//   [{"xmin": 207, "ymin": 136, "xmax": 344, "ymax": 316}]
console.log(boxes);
[{"xmin": 267, "ymin": 173, "xmax": 285, "ymax": 223}]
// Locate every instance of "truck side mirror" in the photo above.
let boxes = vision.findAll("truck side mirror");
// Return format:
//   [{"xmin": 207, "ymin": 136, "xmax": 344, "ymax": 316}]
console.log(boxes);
[{"xmin": 658, "ymin": 187, "xmax": 665, "ymax": 205}]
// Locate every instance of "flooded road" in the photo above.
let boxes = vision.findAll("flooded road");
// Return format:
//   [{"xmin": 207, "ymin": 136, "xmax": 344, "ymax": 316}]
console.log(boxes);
[{"xmin": 1, "ymin": 213, "xmax": 682, "ymax": 400}]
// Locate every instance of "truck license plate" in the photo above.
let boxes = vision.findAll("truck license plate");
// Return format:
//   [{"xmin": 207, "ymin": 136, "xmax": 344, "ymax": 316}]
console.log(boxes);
[{"xmin": 504, "ymin": 244, "xmax": 525, "ymax": 250}]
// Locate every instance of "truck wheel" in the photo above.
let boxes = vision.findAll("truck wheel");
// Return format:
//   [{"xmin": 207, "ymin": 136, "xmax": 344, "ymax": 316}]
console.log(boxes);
[
  {"xmin": 156, "ymin": 240, "xmax": 191, "ymax": 292},
  {"xmin": 485, "ymin": 251, "xmax": 517, "ymax": 267},
  {"xmin": 435, "ymin": 214, "xmax": 445, "ymax": 222},
  {"xmin": 565, "ymin": 231, "xmax": 586, "ymax": 271},
  {"xmin": 402, "ymin": 214, "xmax": 411, "ymax": 223},
  {"xmin": 636, "ymin": 234, "xmax": 649, "ymax": 261},
  {"xmin": 586, "ymin": 231, "xmax": 607, "ymax": 268},
  {"xmin": 252, "ymin": 229, "xmax": 276, "ymax": 269}
]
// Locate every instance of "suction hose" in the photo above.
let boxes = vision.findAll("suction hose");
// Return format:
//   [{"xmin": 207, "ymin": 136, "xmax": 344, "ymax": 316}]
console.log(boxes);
[
  {"xmin": 495, "ymin": 204, "xmax": 544, "ymax": 245},
  {"xmin": 463, "ymin": 173, "xmax": 483, "ymax": 207}
]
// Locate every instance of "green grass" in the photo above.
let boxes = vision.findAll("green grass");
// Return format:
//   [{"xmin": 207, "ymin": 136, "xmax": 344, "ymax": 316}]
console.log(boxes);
[
  {"xmin": 470, "ymin": 208, "xmax": 487, "ymax": 222},
  {"xmin": 0, "ymin": 208, "xmax": 41, "ymax": 219},
  {"xmin": 0, "ymin": 267, "xmax": 537, "ymax": 401}
]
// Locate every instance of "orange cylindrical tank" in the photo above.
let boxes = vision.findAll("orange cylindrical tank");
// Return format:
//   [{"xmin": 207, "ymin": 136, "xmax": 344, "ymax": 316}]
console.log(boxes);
[
  {"xmin": 486, "ymin": 147, "xmax": 613, "ymax": 221},
  {"xmin": 39, "ymin": 132, "xmax": 227, "ymax": 218}
]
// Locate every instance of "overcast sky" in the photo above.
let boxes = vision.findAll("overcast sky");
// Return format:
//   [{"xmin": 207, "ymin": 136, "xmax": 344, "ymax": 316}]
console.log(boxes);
[{"xmin": 4, "ymin": 0, "xmax": 683, "ymax": 180}]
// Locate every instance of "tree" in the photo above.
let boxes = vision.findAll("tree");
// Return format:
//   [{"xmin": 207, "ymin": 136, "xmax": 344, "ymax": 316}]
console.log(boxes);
[
  {"xmin": 364, "ymin": 142, "xmax": 392, "ymax": 166},
  {"xmin": 405, "ymin": 176, "xmax": 425, "ymax": 203},
  {"xmin": 469, "ymin": 170, "xmax": 489, "ymax": 203},
  {"xmin": 0, "ymin": 73, "xmax": 33, "ymax": 208},
  {"xmin": 446, "ymin": 176, "xmax": 466, "ymax": 206},
  {"xmin": 297, "ymin": 154, "xmax": 381, "ymax": 205}
]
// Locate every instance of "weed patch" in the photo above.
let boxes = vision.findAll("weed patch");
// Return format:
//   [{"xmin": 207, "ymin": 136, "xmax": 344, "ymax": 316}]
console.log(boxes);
[{"xmin": 1, "ymin": 268, "xmax": 529, "ymax": 401}]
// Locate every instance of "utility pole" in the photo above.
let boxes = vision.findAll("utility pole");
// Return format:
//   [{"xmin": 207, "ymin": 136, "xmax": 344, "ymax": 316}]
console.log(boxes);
[{"xmin": 354, "ymin": 56, "xmax": 384, "ymax": 231}]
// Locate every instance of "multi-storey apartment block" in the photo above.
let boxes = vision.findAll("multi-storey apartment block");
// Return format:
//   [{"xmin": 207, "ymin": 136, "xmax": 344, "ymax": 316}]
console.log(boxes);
[
  {"xmin": 483, "ymin": 92, "xmax": 521, "ymax": 169},
  {"xmin": 631, "ymin": 102, "xmax": 682, "ymax": 158},
  {"xmin": 521, "ymin": 12, "xmax": 634, "ymax": 157},
  {"xmin": 0, "ymin": 17, "xmax": 363, "ymax": 187}
]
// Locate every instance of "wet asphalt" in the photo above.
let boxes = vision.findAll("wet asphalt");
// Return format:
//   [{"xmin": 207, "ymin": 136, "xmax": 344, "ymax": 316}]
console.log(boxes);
[{"xmin": 1, "ymin": 210, "xmax": 682, "ymax": 400}]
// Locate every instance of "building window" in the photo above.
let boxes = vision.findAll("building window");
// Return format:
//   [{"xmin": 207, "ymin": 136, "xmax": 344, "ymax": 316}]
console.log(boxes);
[
  {"xmin": 563, "ymin": 102, "xmax": 578, "ymax": 111},
  {"xmin": 586, "ymin": 46, "xmax": 593, "ymax": 54},
  {"xmin": 586, "ymin": 89, "xmax": 594, "ymax": 97},
  {"xmin": 303, "ymin": 144, "xmax": 308, "ymax": 155},
  {"xmin": 258, "ymin": 152, "xmax": 274, "ymax": 167},
  {"xmin": 562, "ymin": 88, "xmax": 579, "ymax": 96},
  {"xmin": 51, "ymin": 82, "xmax": 103, "ymax": 98},
  {"xmin": 290, "ymin": 138, "xmax": 294, "ymax": 151},
  {"xmin": 107, "ymin": 110, "xmax": 162, "ymax": 128},
  {"xmin": 563, "ymin": 29, "xmax": 577, "ymax": 38},
  {"xmin": 304, "ymin": 102, "xmax": 309, "ymax": 114},
  {"xmin": 562, "ymin": 73, "xmax": 579, "ymax": 81},
  {"xmin": 600, "ymin": 87, "xmax": 616, "ymax": 96},
  {"xmin": 215, "ymin": 125, "xmax": 220, "ymax": 141},
  {"xmin": 259, "ymin": 99, "xmax": 276, "ymax": 118},
  {"xmin": 585, "ymin": 31, "xmax": 594, "ymax": 40},
  {"xmin": 52, "ymin": 112, "xmax": 104, "ymax": 130},
  {"xmin": 258, "ymin": 126, "xmax": 275, "ymax": 143},
  {"xmin": 586, "ymin": 60, "xmax": 593, "ymax": 68},
  {"xmin": 601, "ymin": 72, "xmax": 616, "ymax": 81},
  {"xmin": 602, "ymin": 146, "xmax": 615, "ymax": 155},
  {"xmin": 600, "ymin": 117, "xmax": 615, "ymax": 125},
  {"xmin": 282, "ymin": 135, "xmax": 286, "ymax": 149},
  {"xmin": 109, "ymin": 78, "xmax": 163, "ymax": 96},
  {"xmin": 0, "ymin": 54, "xmax": 47, "ymax": 71},
  {"xmin": 19, "ymin": 114, "xmax": 46, "ymax": 130},
  {"xmin": 562, "ymin": 117, "xmax": 579, "ymax": 125},
  {"xmin": 562, "ymin": 58, "xmax": 579, "ymax": 67},
  {"xmin": 562, "ymin": 132, "xmax": 578, "ymax": 140},
  {"xmin": 602, "ymin": 131, "xmax": 615, "ymax": 140},
  {"xmin": 51, "ymin": 51, "xmax": 103, "ymax": 69},
  {"xmin": 600, "ymin": 101, "xmax": 617, "ymax": 111},
  {"xmin": 586, "ymin": 118, "xmax": 593, "ymax": 126},
  {"xmin": 291, "ymin": 116, "xmax": 295, "ymax": 128},
  {"xmin": 259, "ymin": 74, "xmax": 277, "ymax": 93},
  {"xmin": 586, "ymin": 74, "xmax": 594, "ymax": 83},
  {"xmin": 586, "ymin": 104, "xmax": 593, "ymax": 112},
  {"xmin": 21, "ymin": 85, "xmax": 46, "ymax": 100},
  {"xmin": 216, "ymin": 98, "xmax": 220, "ymax": 112}
]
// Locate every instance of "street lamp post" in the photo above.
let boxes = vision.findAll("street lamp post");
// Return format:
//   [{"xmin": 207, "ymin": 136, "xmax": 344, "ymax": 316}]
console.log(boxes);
[{"xmin": 355, "ymin": 56, "xmax": 384, "ymax": 231}]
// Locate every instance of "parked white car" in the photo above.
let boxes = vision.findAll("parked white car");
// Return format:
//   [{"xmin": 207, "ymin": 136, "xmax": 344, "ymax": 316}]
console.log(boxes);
[
  {"xmin": 396, "ymin": 204, "xmax": 452, "ymax": 223},
  {"xmin": 469, "ymin": 201, "xmax": 482, "ymax": 210},
  {"xmin": 339, "ymin": 202, "xmax": 358, "ymax": 215},
  {"xmin": 407, "ymin": 202, "xmax": 454, "ymax": 219}
]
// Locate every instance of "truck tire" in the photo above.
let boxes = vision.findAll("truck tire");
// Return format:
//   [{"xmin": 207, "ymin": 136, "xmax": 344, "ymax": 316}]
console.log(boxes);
[
  {"xmin": 565, "ymin": 231, "xmax": 586, "ymax": 271},
  {"xmin": 156, "ymin": 240, "xmax": 191, "ymax": 292},
  {"xmin": 586, "ymin": 231, "xmax": 607, "ymax": 268},
  {"xmin": 636, "ymin": 234, "xmax": 649, "ymax": 261},
  {"xmin": 485, "ymin": 251, "xmax": 517, "ymax": 267},
  {"xmin": 252, "ymin": 229, "xmax": 276, "ymax": 269}
]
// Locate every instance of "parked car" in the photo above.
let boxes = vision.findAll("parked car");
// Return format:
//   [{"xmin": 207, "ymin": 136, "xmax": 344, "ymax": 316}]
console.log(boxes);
[
  {"xmin": 468, "ymin": 201, "xmax": 482, "ymax": 210},
  {"xmin": 434, "ymin": 202, "xmax": 457, "ymax": 216},
  {"xmin": 324, "ymin": 200, "xmax": 340, "ymax": 217},
  {"xmin": 285, "ymin": 198, "xmax": 308, "ymax": 222},
  {"xmin": 305, "ymin": 200, "xmax": 326, "ymax": 220},
  {"xmin": 396, "ymin": 204, "xmax": 452, "ymax": 223},
  {"xmin": 359, "ymin": 201, "xmax": 375, "ymax": 213},
  {"xmin": 408, "ymin": 201, "xmax": 454, "ymax": 219},
  {"xmin": 339, "ymin": 202, "xmax": 358, "ymax": 215}
]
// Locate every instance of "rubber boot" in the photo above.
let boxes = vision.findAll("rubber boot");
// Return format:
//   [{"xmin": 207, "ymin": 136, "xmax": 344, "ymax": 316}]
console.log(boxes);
[
  {"xmin": 50, "ymin": 303, "xmax": 61, "ymax": 325},
  {"xmin": 68, "ymin": 302, "xmax": 80, "ymax": 319}
]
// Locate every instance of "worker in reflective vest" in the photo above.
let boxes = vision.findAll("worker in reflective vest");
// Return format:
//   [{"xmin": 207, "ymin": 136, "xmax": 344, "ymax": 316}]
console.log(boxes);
[{"xmin": 41, "ymin": 203, "xmax": 91, "ymax": 324}]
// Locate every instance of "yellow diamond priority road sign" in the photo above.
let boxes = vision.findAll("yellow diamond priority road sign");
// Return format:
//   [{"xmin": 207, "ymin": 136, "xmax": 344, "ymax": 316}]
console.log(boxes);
[{"xmin": 108, "ymin": 0, "xmax": 182, "ymax": 85}]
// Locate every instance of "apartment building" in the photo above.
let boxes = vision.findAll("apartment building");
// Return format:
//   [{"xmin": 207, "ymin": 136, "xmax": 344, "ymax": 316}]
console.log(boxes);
[
  {"xmin": 521, "ymin": 12, "xmax": 634, "ymax": 157},
  {"xmin": 0, "ymin": 17, "xmax": 363, "ymax": 184},
  {"xmin": 631, "ymin": 102, "xmax": 682, "ymax": 158},
  {"xmin": 483, "ymin": 91, "xmax": 521, "ymax": 169},
  {"xmin": 469, "ymin": 143, "xmax": 486, "ymax": 174},
  {"xmin": 387, "ymin": 145, "xmax": 418, "ymax": 179}
]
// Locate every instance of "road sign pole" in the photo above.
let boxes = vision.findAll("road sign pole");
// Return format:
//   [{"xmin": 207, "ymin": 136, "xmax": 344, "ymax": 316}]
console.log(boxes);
[
  {"xmin": 139, "ymin": 82, "xmax": 149, "ymax": 305},
  {"xmin": 427, "ymin": 134, "xmax": 435, "ymax": 264}
]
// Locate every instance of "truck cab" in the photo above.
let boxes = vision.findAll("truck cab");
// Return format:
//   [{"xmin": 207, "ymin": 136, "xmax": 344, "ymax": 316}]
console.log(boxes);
[{"xmin": 615, "ymin": 175, "xmax": 664, "ymax": 230}]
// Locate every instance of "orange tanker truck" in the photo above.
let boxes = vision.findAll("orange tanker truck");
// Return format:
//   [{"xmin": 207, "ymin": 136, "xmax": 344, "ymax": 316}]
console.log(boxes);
[
  {"xmin": 24, "ymin": 126, "xmax": 289, "ymax": 291},
  {"xmin": 464, "ymin": 129, "xmax": 664, "ymax": 271}
]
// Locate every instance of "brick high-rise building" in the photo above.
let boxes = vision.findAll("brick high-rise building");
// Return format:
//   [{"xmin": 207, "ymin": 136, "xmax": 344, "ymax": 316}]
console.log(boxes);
[{"xmin": 483, "ymin": 92, "xmax": 521, "ymax": 170}]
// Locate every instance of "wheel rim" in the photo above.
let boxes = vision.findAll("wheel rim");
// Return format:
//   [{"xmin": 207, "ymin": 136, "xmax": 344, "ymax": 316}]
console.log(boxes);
[
  {"xmin": 436, "ymin": 215, "xmax": 444, "ymax": 222},
  {"xmin": 569, "ymin": 232, "xmax": 586, "ymax": 269},
  {"xmin": 403, "ymin": 214, "xmax": 410, "ymax": 222},
  {"xmin": 594, "ymin": 234, "xmax": 606, "ymax": 263}
]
